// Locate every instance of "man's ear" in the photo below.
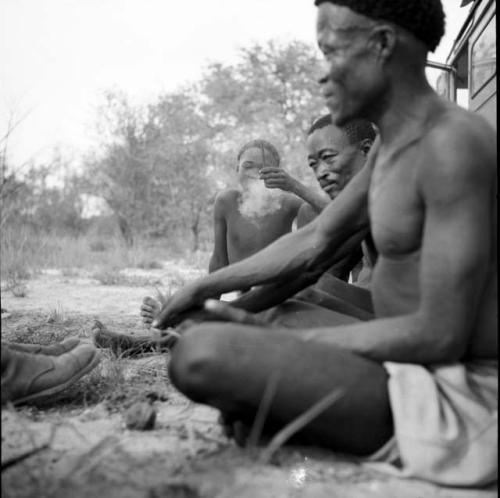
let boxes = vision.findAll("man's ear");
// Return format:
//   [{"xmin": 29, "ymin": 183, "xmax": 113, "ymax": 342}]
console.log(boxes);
[
  {"xmin": 359, "ymin": 138, "xmax": 373, "ymax": 156},
  {"xmin": 367, "ymin": 24, "xmax": 397, "ymax": 61}
]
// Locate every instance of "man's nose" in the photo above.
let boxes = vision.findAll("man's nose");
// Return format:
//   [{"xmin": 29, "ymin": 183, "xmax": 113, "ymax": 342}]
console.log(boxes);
[
  {"xmin": 317, "ymin": 59, "xmax": 330, "ymax": 86},
  {"xmin": 316, "ymin": 161, "xmax": 330, "ymax": 177}
]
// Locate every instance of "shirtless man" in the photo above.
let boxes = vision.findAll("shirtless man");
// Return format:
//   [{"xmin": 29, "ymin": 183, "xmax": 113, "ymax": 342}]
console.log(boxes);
[
  {"xmin": 260, "ymin": 114, "xmax": 377, "ymax": 319},
  {"xmin": 260, "ymin": 114, "xmax": 376, "ymax": 283},
  {"xmin": 153, "ymin": 0, "xmax": 497, "ymax": 486},
  {"xmin": 208, "ymin": 139, "xmax": 302, "ymax": 275},
  {"xmin": 294, "ymin": 115, "xmax": 376, "ymax": 317}
]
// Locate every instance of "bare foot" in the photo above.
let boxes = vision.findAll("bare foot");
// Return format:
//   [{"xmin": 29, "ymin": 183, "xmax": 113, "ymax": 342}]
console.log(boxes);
[
  {"xmin": 92, "ymin": 320, "xmax": 178, "ymax": 357},
  {"xmin": 140, "ymin": 296, "xmax": 161, "ymax": 329}
]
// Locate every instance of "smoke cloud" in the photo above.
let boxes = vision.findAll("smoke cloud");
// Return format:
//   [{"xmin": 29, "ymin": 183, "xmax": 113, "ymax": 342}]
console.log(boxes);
[{"xmin": 239, "ymin": 180, "xmax": 284, "ymax": 220}]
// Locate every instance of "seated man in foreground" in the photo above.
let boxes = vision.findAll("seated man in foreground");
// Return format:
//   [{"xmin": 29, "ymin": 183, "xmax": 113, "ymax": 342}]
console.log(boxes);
[{"xmin": 153, "ymin": 0, "xmax": 497, "ymax": 487}]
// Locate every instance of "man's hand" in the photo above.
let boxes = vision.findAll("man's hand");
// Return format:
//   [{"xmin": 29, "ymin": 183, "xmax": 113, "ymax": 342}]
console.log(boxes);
[
  {"xmin": 152, "ymin": 283, "xmax": 204, "ymax": 329},
  {"xmin": 260, "ymin": 167, "xmax": 331, "ymax": 213},
  {"xmin": 259, "ymin": 167, "xmax": 299, "ymax": 193},
  {"xmin": 152, "ymin": 289, "xmax": 271, "ymax": 329}
]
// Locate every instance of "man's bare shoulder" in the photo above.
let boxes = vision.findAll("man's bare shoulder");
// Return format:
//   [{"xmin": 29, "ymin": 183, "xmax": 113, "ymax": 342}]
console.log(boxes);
[
  {"xmin": 420, "ymin": 105, "xmax": 496, "ymax": 195},
  {"xmin": 215, "ymin": 188, "xmax": 241, "ymax": 207}
]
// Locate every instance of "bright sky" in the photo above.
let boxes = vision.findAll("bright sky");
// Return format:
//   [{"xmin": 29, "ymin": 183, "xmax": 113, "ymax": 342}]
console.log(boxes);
[{"xmin": 0, "ymin": 0, "xmax": 471, "ymax": 170}]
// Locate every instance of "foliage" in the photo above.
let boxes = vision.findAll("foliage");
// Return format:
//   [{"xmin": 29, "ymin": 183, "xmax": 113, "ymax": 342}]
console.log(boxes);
[
  {"xmin": 2, "ymin": 39, "xmax": 326, "ymax": 253},
  {"xmin": 1, "ymin": 158, "xmax": 87, "ymax": 235}
]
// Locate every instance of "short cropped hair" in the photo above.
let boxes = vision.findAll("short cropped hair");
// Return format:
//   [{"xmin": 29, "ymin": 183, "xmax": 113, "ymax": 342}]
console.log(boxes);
[
  {"xmin": 314, "ymin": 0, "xmax": 445, "ymax": 52},
  {"xmin": 308, "ymin": 114, "xmax": 376, "ymax": 145},
  {"xmin": 237, "ymin": 139, "xmax": 281, "ymax": 167},
  {"xmin": 307, "ymin": 114, "xmax": 333, "ymax": 135},
  {"xmin": 343, "ymin": 119, "xmax": 376, "ymax": 144}
]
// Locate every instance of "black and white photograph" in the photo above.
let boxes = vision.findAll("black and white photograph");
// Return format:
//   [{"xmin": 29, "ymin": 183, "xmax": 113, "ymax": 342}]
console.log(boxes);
[{"xmin": 1, "ymin": 1, "xmax": 497, "ymax": 497}]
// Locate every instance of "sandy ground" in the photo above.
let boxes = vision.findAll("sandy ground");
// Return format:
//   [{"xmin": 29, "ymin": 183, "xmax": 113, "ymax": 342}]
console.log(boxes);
[{"xmin": 1, "ymin": 269, "xmax": 497, "ymax": 498}]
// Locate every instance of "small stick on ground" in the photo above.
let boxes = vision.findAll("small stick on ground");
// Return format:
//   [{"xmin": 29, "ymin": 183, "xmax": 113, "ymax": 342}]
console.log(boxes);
[
  {"xmin": 247, "ymin": 369, "xmax": 282, "ymax": 448},
  {"xmin": 1, "ymin": 407, "xmax": 59, "ymax": 472},
  {"xmin": 1, "ymin": 443, "xmax": 50, "ymax": 472},
  {"xmin": 258, "ymin": 388, "xmax": 345, "ymax": 465}
]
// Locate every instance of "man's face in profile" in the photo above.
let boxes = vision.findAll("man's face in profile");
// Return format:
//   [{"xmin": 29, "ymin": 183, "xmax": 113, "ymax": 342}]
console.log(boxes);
[
  {"xmin": 316, "ymin": 4, "xmax": 384, "ymax": 125},
  {"xmin": 307, "ymin": 124, "xmax": 364, "ymax": 200}
]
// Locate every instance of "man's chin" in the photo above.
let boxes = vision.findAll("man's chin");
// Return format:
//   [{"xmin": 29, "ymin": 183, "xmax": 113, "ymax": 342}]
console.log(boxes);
[
  {"xmin": 328, "ymin": 107, "xmax": 352, "ymax": 127},
  {"xmin": 328, "ymin": 103, "xmax": 370, "ymax": 127}
]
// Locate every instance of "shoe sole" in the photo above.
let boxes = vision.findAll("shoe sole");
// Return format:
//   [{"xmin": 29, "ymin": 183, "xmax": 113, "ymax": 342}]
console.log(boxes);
[{"xmin": 12, "ymin": 352, "xmax": 102, "ymax": 406}]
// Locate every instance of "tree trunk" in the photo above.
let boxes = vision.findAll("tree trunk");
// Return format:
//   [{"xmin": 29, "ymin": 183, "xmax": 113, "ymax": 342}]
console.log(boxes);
[
  {"xmin": 117, "ymin": 213, "xmax": 134, "ymax": 247},
  {"xmin": 190, "ymin": 208, "xmax": 201, "ymax": 253}
]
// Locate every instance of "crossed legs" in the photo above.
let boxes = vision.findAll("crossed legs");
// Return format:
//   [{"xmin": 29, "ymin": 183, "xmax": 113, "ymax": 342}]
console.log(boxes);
[{"xmin": 169, "ymin": 322, "xmax": 393, "ymax": 456}]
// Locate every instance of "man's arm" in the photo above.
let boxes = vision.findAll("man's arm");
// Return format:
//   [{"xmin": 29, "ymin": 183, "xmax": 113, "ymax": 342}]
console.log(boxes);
[
  {"xmin": 296, "ymin": 203, "xmax": 318, "ymax": 229},
  {"xmin": 153, "ymin": 155, "xmax": 374, "ymax": 328},
  {"xmin": 289, "ymin": 118, "xmax": 496, "ymax": 364},
  {"xmin": 208, "ymin": 193, "xmax": 229, "ymax": 274},
  {"xmin": 260, "ymin": 167, "xmax": 330, "ymax": 213}
]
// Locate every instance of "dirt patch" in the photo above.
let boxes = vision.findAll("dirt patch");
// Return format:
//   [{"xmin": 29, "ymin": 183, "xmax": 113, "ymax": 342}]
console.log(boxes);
[{"xmin": 1, "ymin": 272, "xmax": 497, "ymax": 497}]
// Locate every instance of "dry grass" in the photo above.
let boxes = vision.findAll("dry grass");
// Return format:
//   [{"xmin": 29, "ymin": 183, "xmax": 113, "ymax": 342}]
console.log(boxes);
[
  {"xmin": 91, "ymin": 269, "xmax": 161, "ymax": 287},
  {"xmin": 0, "ymin": 224, "xmax": 211, "ymax": 282},
  {"xmin": 2, "ymin": 311, "xmax": 171, "ymax": 410}
]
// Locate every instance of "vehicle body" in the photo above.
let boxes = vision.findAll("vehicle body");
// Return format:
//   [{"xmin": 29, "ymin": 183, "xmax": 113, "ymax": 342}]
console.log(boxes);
[{"xmin": 431, "ymin": 0, "xmax": 496, "ymax": 128}]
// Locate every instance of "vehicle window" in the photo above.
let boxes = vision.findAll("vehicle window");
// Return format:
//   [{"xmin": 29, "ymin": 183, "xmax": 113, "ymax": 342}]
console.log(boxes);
[{"xmin": 471, "ymin": 14, "xmax": 496, "ymax": 95}]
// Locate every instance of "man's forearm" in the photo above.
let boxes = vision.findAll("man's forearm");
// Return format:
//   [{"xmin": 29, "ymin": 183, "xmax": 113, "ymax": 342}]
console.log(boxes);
[
  {"xmin": 294, "ymin": 313, "xmax": 462, "ymax": 364},
  {"xmin": 232, "ymin": 273, "xmax": 319, "ymax": 313},
  {"xmin": 195, "ymin": 223, "xmax": 324, "ymax": 301},
  {"xmin": 290, "ymin": 181, "xmax": 330, "ymax": 213}
]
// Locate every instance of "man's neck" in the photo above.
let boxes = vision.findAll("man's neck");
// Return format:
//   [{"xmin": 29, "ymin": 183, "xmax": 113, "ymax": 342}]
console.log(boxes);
[{"xmin": 375, "ymin": 75, "xmax": 438, "ymax": 147}]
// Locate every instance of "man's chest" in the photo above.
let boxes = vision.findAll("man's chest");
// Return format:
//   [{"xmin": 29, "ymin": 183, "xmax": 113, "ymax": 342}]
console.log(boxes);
[
  {"xmin": 369, "ymin": 157, "xmax": 424, "ymax": 257},
  {"xmin": 226, "ymin": 210, "xmax": 293, "ymax": 247}
]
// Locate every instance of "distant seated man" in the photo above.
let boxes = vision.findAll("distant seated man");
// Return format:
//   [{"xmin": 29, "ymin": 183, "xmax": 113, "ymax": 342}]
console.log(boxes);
[
  {"xmin": 260, "ymin": 114, "xmax": 376, "ymax": 285},
  {"xmin": 260, "ymin": 115, "xmax": 377, "ymax": 320}
]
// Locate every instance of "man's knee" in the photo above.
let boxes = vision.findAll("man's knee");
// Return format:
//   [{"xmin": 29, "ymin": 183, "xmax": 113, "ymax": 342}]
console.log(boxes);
[{"xmin": 168, "ymin": 324, "xmax": 227, "ymax": 401}]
